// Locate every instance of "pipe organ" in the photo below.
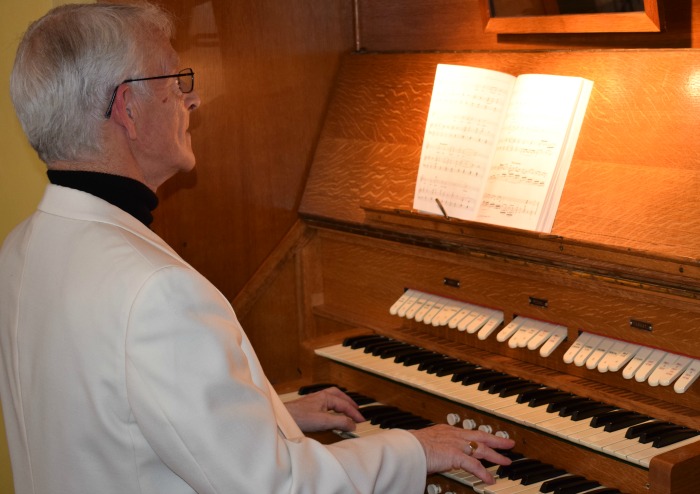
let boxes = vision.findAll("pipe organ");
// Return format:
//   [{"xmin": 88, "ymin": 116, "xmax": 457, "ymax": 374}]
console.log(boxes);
[{"xmin": 253, "ymin": 47, "xmax": 700, "ymax": 494}]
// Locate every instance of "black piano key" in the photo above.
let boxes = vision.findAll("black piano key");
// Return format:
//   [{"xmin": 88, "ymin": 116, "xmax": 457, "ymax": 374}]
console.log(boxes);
[
  {"xmin": 570, "ymin": 404, "xmax": 618, "ymax": 422},
  {"xmin": 297, "ymin": 383, "xmax": 341, "ymax": 394},
  {"xmin": 499, "ymin": 382, "xmax": 542, "ymax": 398},
  {"xmin": 345, "ymin": 334, "xmax": 387, "ymax": 349},
  {"xmin": 476, "ymin": 373, "xmax": 512, "ymax": 391},
  {"xmin": 589, "ymin": 409, "xmax": 637, "ymax": 428},
  {"xmin": 392, "ymin": 348, "xmax": 429, "ymax": 363},
  {"xmin": 365, "ymin": 341, "xmax": 402, "ymax": 355},
  {"xmin": 461, "ymin": 369, "xmax": 503, "ymax": 386},
  {"xmin": 424, "ymin": 358, "xmax": 465, "ymax": 374},
  {"xmin": 653, "ymin": 429, "xmax": 700, "ymax": 448},
  {"xmin": 382, "ymin": 416, "xmax": 433, "ymax": 430},
  {"xmin": 482, "ymin": 376, "xmax": 522, "ymax": 393},
  {"xmin": 517, "ymin": 386, "xmax": 561, "ymax": 404},
  {"xmin": 369, "ymin": 410, "xmax": 410, "ymax": 425},
  {"xmin": 557, "ymin": 399, "xmax": 600, "ymax": 417},
  {"xmin": 509, "ymin": 462, "xmax": 554, "ymax": 481},
  {"xmin": 418, "ymin": 356, "xmax": 454, "ymax": 372},
  {"xmin": 541, "ymin": 475, "xmax": 587, "ymax": 493},
  {"xmin": 496, "ymin": 458, "xmax": 541, "ymax": 479},
  {"xmin": 547, "ymin": 397, "xmax": 591, "ymax": 414},
  {"xmin": 378, "ymin": 344, "xmax": 418, "ymax": 359},
  {"xmin": 429, "ymin": 360, "xmax": 471, "ymax": 375},
  {"xmin": 359, "ymin": 405, "xmax": 401, "ymax": 420},
  {"xmin": 447, "ymin": 364, "xmax": 481, "ymax": 380},
  {"xmin": 346, "ymin": 392, "xmax": 375, "ymax": 406},
  {"xmin": 521, "ymin": 467, "xmax": 568, "ymax": 485},
  {"xmin": 604, "ymin": 414, "xmax": 652, "ymax": 433},
  {"xmin": 639, "ymin": 425, "xmax": 689, "ymax": 444},
  {"xmin": 625, "ymin": 420, "xmax": 674, "ymax": 439},
  {"xmin": 529, "ymin": 391, "xmax": 574, "ymax": 408},
  {"xmin": 402, "ymin": 351, "xmax": 443, "ymax": 367}
]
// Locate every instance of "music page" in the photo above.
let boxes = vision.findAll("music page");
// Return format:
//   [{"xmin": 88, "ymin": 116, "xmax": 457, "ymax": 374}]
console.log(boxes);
[
  {"xmin": 413, "ymin": 64, "xmax": 515, "ymax": 220},
  {"xmin": 475, "ymin": 74, "xmax": 592, "ymax": 231}
]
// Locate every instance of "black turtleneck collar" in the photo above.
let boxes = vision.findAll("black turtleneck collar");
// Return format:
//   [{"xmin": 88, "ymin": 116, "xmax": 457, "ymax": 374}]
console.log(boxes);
[{"xmin": 47, "ymin": 170, "xmax": 158, "ymax": 227}]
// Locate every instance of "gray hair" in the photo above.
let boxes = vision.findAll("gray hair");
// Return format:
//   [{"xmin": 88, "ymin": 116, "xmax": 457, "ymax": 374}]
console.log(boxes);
[{"xmin": 10, "ymin": 2, "xmax": 174, "ymax": 164}]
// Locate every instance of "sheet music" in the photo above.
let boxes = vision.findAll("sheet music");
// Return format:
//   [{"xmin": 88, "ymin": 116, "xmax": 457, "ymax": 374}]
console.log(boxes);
[
  {"xmin": 475, "ymin": 74, "xmax": 589, "ymax": 231},
  {"xmin": 413, "ymin": 64, "xmax": 515, "ymax": 219}
]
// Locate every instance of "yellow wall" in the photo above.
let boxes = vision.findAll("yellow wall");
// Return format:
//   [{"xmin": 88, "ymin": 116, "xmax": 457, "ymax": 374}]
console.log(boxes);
[
  {"xmin": 0, "ymin": 0, "xmax": 50, "ymax": 244},
  {"xmin": 0, "ymin": 3, "xmax": 50, "ymax": 493},
  {"xmin": 0, "ymin": 1, "xmax": 92, "ymax": 491}
]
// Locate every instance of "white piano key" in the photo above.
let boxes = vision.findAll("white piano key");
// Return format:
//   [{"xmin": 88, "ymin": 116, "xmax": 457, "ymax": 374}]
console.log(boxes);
[
  {"xmin": 674, "ymin": 359, "xmax": 700, "ymax": 393},
  {"xmin": 622, "ymin": 346, "xmax": 653, "ymax": 379},
  {"xmin": 497, "ymin": 318, "xmax": 524, "ymax": 343},
  {"xmin": 389, "ymin": 289, "xmax": 416, "ymax": 315},
  {"xmin": 596, "ymin": 340, "xmax": 628, "ymax": 373},
  {"xmin": 634, "ymin": 349, "xmax": 666, "ymax": 383},
  {"xmin": 563, "ymin": 332, "xmax": 590, "ymax": 364},
  {"xmin": 585, "ymin": 336, "xmax": 613, "ymax": 370},
  {"xmin": 573, "ymin": 334, "xmax": 603, "ymax": 367},
  {"xmin": 647, "ymin": 353, "xmax": 680, "ymax": 387},
  {"xmin": 580, "ymin": 427, "xmax": 634, "ymax": 450},
  {"xmin": 539, "ymin": 327, "xmax": 567, "ymax": 357}
]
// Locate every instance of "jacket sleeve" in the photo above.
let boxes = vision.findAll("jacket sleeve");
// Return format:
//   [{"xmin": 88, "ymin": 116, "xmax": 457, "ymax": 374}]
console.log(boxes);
[{"xmin": 125, "ymin": 265, "xmax": 427, "ymax": 494}]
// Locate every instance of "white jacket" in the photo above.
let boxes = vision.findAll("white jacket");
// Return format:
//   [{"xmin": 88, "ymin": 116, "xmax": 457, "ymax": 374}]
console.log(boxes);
[{"xmin": 0, "ymin": 184, "xmax": 426, "ymax": 494}]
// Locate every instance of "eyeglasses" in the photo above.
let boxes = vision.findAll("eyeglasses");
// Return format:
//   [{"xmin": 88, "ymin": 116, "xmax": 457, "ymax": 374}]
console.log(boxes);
[{"xmin": 104, "ymin": 67, "xmax": 195, "ymax": 118}]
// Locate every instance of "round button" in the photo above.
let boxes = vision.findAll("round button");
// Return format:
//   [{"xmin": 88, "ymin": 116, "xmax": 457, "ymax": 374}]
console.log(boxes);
[
  {"xmin": 462, "ymin": 419, "xmax": 476, "ymax": 430},
  {"xmin": 446, "ymin": 413, "xmax": 461, "ymax": 426},
  {"xmin": 478, "ymin": 424, "xmax": 493, "ymax": 434},
  {"xmin": 426, "ymin": 483, "xmax": 441, "ymax": 494}
]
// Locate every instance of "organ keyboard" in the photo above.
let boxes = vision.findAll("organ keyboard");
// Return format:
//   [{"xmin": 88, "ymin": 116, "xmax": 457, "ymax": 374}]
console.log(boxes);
[
  {"xmin": 315, "ymin": 334, "xmax": 700, "ymax": 468},
  {"xmin": 250, "ymin": 50, "xmax": 700, "ymax": 494},
  {"xmin": 280, "ymin": 385, "xmax": 626, "ymax": 494}
]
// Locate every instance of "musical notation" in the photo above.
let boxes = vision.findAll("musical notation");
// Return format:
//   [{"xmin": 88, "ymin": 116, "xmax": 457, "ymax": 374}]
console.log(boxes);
[{"xmin": 413, "ymin": 64, "xmax": 592, "ymax": 232}]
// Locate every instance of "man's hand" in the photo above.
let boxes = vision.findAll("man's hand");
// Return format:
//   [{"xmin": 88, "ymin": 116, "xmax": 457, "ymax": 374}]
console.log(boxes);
[
  {"xmin": 284, "ymin": 387, "xmax": 365, "ymax": 433},
  {"xmin": 411, "ymin": 425, "xmax": 515, "ymax": 484}
]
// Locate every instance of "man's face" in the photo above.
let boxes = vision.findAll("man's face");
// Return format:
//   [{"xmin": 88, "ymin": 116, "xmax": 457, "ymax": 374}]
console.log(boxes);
[{"xmin": 131, "ymin": 36, "xmax": 201, "ymax": 189}]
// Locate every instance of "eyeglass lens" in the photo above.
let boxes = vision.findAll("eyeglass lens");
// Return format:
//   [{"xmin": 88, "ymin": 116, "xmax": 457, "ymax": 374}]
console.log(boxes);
[{"xmin": 177, "ymin": 69, "xmax": 194, "ymax": 93}]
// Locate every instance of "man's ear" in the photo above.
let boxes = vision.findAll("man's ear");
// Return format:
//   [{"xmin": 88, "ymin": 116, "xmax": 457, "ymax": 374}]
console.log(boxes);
[{"xmin": 110, "ymin": 85, "xmax": 138, "ymax": 140}]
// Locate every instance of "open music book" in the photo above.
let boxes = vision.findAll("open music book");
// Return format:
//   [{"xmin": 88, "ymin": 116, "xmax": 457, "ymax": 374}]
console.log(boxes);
[{"xmin": 413, "ymin": 64, "xmax": 593, "ymax": 233}]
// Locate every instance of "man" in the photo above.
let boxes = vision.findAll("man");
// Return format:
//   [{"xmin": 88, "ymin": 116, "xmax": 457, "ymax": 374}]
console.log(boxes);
[{"xmin": 0, "ymin": 2, "xmax": 514, "ymax": 493}]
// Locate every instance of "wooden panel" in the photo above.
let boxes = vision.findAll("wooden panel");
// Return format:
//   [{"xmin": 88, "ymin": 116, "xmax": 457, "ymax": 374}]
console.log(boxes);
[
  {"xmin": 152, "ymin": 0, "xmax": 354, "ymax": 303},
  {"xmin": 300, "ymin": 50, "xmax": 700, "ymax": 263},
  {"xmin": 311, "ymin": 229, "xmax": 700, "ymax": 421},
  {"xmin": 357, "ymin": 0, "xmax": 699, "ymax": 51}
]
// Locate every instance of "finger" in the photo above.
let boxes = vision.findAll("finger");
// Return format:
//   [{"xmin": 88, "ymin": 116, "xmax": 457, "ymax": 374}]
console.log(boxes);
[
  {"xmin": 459, "ymin": 456, "xmax": 496, "ymax": 485},
  {"xmin": 311, "ymin": 412, "xmax": 357, "ymax": 432},
  {"xmin": 321, "ymin": 388, "xmax": 365, "ymax": 423}
]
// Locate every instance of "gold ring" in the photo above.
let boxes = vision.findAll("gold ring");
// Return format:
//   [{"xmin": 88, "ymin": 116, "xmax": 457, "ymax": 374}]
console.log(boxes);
[{"xmin": 466, "ymin": 441, "xmax": 479, "ymax": 456}]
